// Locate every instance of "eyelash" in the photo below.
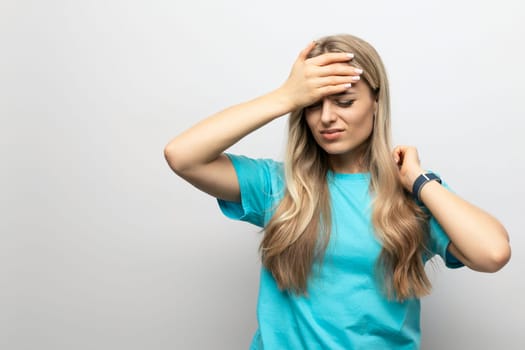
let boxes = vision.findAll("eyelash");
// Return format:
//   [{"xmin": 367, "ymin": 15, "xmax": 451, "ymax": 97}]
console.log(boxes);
[
  {"xmin": 306, "ymin": 99, "xmax": 355, "ymax": 110},
  {"xmin": 336, "ymin": 100, "xmax": 354, "ymax": 107}
]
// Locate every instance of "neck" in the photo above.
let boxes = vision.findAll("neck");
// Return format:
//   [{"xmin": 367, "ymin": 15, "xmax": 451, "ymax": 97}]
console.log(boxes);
[
  {"xmin": 328, "ymin": 143, "xmax": 369, "ymax": 174},
  {"xmin": 329, "ymin": 158, "xmax": 367, "ymax": 173}
]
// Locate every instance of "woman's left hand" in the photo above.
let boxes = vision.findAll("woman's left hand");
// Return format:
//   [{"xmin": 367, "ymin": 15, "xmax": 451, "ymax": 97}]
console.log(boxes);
[{"xmin": 392, "ymin": 145, "xmax": 425, "ymax": 193}]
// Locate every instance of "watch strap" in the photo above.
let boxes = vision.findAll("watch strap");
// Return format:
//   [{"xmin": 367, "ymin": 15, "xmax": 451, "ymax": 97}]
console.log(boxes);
[{"xmin": 412, "ymin": 172, "xmax": 442, "ymax": 202}]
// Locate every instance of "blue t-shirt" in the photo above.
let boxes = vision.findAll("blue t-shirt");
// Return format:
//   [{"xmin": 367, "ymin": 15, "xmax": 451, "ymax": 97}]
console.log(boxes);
[{"xmin": 218, "ymin": 154, "xmax": 463, "ymax": 350}]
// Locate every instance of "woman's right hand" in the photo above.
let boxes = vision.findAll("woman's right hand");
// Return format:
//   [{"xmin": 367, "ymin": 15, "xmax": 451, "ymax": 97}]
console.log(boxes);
[
  {"xmin": 278, "ymin": 41, "xmax": 363, "ymax": 110},
  {"xmin": 165, "ymin": 41, "xmax": 364, "ymax": 202}
]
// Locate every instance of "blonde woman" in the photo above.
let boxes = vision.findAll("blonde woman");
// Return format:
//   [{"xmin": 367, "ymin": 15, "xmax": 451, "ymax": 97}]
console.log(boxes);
[{"xmin": 164, "ymin": 34, "xmax": 510, "ymax": 349}]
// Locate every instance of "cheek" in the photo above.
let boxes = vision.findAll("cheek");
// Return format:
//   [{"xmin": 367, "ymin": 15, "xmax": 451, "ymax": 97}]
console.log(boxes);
[
  {"xmin": 344, "ymin": 107, "xmax": 374, "ymax": 127},
  {"xmin": 344, "ymin": 109, "xmax": 375, "ymax": 139},
  {"xmin": 365, "ymin": 115, "xmax": 375, "ymax": 136},
  {"xmin": 362, "ymin": 112, "xmax": 375, "ymax": 134}
]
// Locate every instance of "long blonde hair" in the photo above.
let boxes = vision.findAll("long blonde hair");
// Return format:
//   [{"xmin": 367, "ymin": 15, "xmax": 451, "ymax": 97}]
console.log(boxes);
[{"xmin": 261, "ymin": 34, "xmax": 432, "ymax": 301}]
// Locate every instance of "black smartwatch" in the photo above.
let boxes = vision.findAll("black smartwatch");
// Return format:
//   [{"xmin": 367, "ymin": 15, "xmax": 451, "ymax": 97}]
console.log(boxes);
[{"xmin": 412, "ymin": 172, "xmax": 442, "ymax": 202}]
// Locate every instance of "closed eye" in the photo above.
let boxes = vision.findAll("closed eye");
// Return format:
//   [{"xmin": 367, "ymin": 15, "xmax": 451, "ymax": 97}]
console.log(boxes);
[{"xmin": 336, "ymin": 99, "xmax": 355, "ymax": 107}]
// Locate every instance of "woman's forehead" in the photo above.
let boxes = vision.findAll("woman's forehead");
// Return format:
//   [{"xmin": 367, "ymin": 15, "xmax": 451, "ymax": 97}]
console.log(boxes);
[{"xmin": 333, "ymin": 81, "xmax": 370, "ymax": 97}]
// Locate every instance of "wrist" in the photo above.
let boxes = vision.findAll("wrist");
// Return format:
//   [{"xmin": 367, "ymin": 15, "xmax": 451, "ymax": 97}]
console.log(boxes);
[
  {"xmin": 402, "ymin": 168, "xmax": 424, "ymax": 192},
  {"xmin": 407, "ymin": 168, "xmax": 425, "ymax": 188},
  {"xmin": 271, "ymin": 87, "xmax": 300, "ymax": 113},
  {"xmin": 411, "ymin": 172, "xmax": 442, "ymax": 202}
]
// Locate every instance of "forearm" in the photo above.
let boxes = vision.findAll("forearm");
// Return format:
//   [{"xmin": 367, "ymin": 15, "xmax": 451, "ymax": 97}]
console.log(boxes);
[
  {"xmin": 419, "ymin": 180, "xmax": 511, "ymax": 272},
  {"xmin": 164, "ymin": 88, "xmax": 293, "ymax": 173},
  {"xmin": 165, "ymin": 44, "xmax": 359, "ymax": 174}
]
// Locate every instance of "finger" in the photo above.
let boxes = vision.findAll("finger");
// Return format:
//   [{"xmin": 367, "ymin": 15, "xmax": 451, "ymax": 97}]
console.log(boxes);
[
  {"xmin": 393, "ymin": 146, "xmax": 406, "ymax": 165},
  {"xmin": 393, "ymin": 152, "xmax": 401, "ymax": 165},
  {"xmin": 316, "ymin": 75, "xmax": 357, "ymax": 88},
  {"xmin": 394, "ymin": 145, "xmax": 408, "ymax": 154},
  {"xmin": 392, "ymin": 148, "xmax": 400, "ymax": 163},
  {"xmin": 308, "ymin": 52, "xmax": 354, "ymax": 66},
  {"xmin": 317, "ymin": 83, "xmax": 354, "ymax": 97},
  {"xmin": 298, "ymin": 41, "xmax": 317, "ymax": 61},
  {"xmin": 317, "ymin": 64, "xmax": 363, "ymax": 78}
]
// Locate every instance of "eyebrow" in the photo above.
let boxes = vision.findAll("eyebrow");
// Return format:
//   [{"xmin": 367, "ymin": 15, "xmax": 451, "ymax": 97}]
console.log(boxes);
[{"xmin": 333, "ymin": 91, "xmax": 358, "ymax": 97}]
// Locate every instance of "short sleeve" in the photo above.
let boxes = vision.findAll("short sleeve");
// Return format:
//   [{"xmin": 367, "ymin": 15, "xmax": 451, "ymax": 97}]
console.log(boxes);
[
  {"xmin": 425, "ymin": 178, "xmax": 465, "ymax": 269},
  {"xmin": 217, "ymin": 154, "xmax": 283, "ymax": 228}
]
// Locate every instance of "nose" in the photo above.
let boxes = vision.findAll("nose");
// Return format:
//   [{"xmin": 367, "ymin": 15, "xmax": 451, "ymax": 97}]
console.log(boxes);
[{"xmin": 320, "ymin": 99, "xmax": 337, "ymax": 125}]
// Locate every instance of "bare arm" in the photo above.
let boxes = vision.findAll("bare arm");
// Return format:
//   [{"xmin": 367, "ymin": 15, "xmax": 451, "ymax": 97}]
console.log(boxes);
[
  {"xmin": 164, "ymin": 91, "xmax": 294, "ymax": 202},
  {"xmin": 393, "ymin": 146, "xmax": 511, "ymax": 272},
  {"xmin": 164, "ymin": 42, "xmax": 362, "ymax": 201}
]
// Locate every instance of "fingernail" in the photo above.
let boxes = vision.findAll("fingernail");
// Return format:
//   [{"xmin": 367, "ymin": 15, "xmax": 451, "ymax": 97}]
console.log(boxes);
[
  {"xmin": 344, "ymin": 83, "xmax": 352, "ymax": 88},
  {"xmin": 351, "ymin": 76, "xmax": 360, "ymax": 81},
  {"xmin": 347, "ymin": 53, "xmax": 354, "ymax": 59},
  {"xmin": 355, "ymin": 68, "xmax": 363, "ymax": 74}
]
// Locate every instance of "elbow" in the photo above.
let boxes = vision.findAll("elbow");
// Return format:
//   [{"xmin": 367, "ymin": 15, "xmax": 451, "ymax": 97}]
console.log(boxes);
[
  {"xmin": 485, "ymin": 243, "xmax": 511, "ymax": 273},
  {"xmin": 480, "ymin": 232, "xmax": 511, "ymax": 273},
  {"xmin": 164, "ymin": 144, "xmax": 187, "ymax": 176}
]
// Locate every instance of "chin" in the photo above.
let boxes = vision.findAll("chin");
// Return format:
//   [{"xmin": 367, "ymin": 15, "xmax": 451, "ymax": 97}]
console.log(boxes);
[{"xmin": 321, "ymin": 145, "xmax": 359, "ymax": 155}]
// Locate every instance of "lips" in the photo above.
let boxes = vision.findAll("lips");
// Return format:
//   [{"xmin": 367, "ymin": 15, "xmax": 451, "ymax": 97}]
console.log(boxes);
[
  {"xmin": 319, "ymin": 129, "xmax": 344, "ymax": 141},
  {"xmin": 320, "ymin": 128, "xmax": 344, "ymax": 134}
]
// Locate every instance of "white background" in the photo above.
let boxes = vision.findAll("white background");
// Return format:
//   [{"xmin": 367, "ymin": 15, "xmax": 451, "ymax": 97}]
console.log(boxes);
[{"xmin": 2, "ymin": 0, "xmax": 524, "ymax": 349}]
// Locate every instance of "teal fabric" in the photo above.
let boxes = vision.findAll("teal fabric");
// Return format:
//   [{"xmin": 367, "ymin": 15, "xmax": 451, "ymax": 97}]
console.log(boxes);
[{"xmin": 217, "ymin": 154, "xmax": 463, "ymax": 350}]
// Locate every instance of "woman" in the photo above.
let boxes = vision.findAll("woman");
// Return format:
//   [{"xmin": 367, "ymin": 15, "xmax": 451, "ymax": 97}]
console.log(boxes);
[{"xmin": 164, "ymin": 34, "xmax": 510, "ymax": 349}]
